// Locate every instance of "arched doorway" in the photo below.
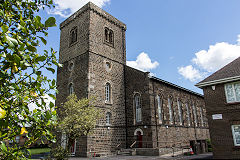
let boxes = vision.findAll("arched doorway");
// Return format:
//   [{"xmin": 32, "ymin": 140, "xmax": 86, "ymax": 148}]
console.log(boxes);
[
  {"xmin": 134, "ymin": 128, "xmax": 143, "ymax": 148},
  {"xmin": 68, "ymin": 138, "xmax": 76, "ymax": 156}
]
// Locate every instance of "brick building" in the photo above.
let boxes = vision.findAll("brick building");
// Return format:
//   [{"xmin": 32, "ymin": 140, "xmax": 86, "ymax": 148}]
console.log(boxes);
[
  {"xmin": 196, "ymin": 57, "xmax": 240, "ymax": 159},
  {"xmin": 56, "ymin": 2, "xmax": 209, "ymax": 157}
]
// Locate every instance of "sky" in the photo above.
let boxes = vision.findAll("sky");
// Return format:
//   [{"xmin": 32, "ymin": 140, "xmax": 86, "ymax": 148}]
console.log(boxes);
[{"xmin": 37, "ymin": 0, "xmax": 240, "ymax": 94}]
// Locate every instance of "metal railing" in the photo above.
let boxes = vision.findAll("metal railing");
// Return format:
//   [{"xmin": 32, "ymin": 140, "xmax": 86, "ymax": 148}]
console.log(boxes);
[{"xmin": 128, "ymin": 140, "xmax": 191, "ymax": 157}]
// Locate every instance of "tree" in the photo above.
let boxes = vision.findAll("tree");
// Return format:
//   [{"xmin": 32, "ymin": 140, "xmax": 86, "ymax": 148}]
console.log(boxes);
[
  {"xmin": 0, "ymin": 0, "xmax": 60, "ymax": 159},
  {"xmin": 57, "ymin": 94, "xmax": 102, "ymax": 155}
]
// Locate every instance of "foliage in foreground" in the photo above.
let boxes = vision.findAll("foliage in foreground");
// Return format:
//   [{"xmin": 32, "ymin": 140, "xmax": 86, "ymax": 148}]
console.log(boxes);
[
  {"xmin": 58, "ymin": 94, "xmax": 103, "ymax": 155},
  {"xmin": 0, "ymin": 0, "xmax": 60, "ymax": 159}
]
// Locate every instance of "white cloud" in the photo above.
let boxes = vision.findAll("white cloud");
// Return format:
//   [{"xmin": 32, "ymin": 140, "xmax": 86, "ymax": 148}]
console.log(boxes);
[
  {"xmin": 127, "ymin": 52, "xmax": 159, "ymax": 72},
  {"xmin": 178, "ymin": 35, "xmax": 240, "ymax": 82},
  {"xmin": 49, "ymin": 0, "xmax": 110, "ymax": 17},
  {"xmin": 192, "ymin": 42, "xmax": 240, "ymax": 72},
  {"xmin": 178, "ymin": 65, "xmax": 205, "ymax": 82},
  {"xmin": 28, "ymin": 94, "xmax": 55, "ymax": 112}
]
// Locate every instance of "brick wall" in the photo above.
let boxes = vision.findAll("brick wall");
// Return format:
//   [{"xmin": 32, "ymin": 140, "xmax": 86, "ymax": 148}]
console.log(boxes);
[{"xmin": 203, "ymin": 83, "xmax": 240, "ymax": 159}]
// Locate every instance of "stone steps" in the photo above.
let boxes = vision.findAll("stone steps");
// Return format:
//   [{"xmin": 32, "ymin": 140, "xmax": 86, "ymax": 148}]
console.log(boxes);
[{"xmin": 117, "ymin": 149, "xmax": 133, "ymax": 156}]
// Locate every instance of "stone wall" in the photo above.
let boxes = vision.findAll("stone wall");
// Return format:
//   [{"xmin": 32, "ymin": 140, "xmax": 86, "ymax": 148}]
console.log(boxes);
[
  {"xmin": 57, "ymin": 2, "xmax": 210, "ymax": 157},
  {"xmin": 125, "ymin": 67, "xmax": 209, "ymax": 150},
  {"xmin": 85, "ymin": 3, "xmax": 127, "ymax": 156},
  {"xmin": 125, "ymin": 66, "xmax": 152, "ymax": 148}
]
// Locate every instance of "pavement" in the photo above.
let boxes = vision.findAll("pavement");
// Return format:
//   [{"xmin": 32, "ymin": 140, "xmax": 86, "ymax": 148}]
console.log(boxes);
[{"xmin": 68, "ymin": 152, "xmax": 213, "ymax": 160}]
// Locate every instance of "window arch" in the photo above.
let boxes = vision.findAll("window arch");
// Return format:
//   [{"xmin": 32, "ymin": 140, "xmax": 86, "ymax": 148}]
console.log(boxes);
[
  {"xmin": 168, "ymin": 96, "xmax": 173, "ymax": 124},
  {"xmin": 156, "ymin": 95, "xmax": 163, "ymax": 123},
  {"xmin": 104, "ymin": 27, "xmax": 114, "ymax": 46},
  {"xmin": 69, "ymin": 83, "xmax": 74, "ymax": 95},
  {"xmin": 105, "ymin": 28, "xmax": 109, "ymax": 42},
  {"xmin": 70, "ymin": 27, "xmax": 77, "ymax": 45},
  {"xmin": 177, "ymin": 98, "xmax": 183, "ymax": 125},
  {"xmin": 105, "ymin": 82, "xmax": 111, "ymax": 102},
  {"xmin": 186, "ymin": 102, "xmax": 191, "ymax": 126},
  {"xmin": 135, "ymin": 93, "xmax": 142, "ymax": 122},
  {"xmin": 192, "ymin": 104, "xmax": 198, "ymax": 127},
  {"xmin": 106, "ymin": 112, "xmax": 111, "ymax": 125}
]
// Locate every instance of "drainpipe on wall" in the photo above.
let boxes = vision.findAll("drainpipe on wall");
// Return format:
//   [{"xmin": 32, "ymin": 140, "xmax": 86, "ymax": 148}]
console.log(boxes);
[{"xmin": 122, "ymin": 27, "xmax": 128, "ymax": 149}]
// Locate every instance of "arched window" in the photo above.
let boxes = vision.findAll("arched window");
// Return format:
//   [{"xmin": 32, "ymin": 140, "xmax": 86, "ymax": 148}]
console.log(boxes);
[
  {"xmin": 168, "ymin": 97, "xmax": 173, "ymax": 124},
  {"xmin": 104, "ymin": 27, "xmax": 114, "ymax": 46},
  {"xmin": 70, "ymin": 27, "xmax": 77, "ymax": 44},
  {"xmin": 106, "ymin": 112, "xmax": 111, "ymax": 125},
  {"xmin": 177, "ymin": 99, "xmax": 183, "ymax": 125},
  {"xmin": 105, "ymin": 83, "xmax": 111, "ymax": 102},
  {"xmin": 105, "ymin": 28, "xmax": 109, "ymax": 41},
  {"xmin": 156, "ymin": 95, "xmax": 162, "ymax": 122},
  {"xmin": 200, "ymin": 107, "xmax": 204, "ymax": 127},
  {"xmin": 109, "ymin": 30, "xmax": 113, "ymax": 44},
  {"xmin": 135, "ymin": 94, "xmax": 141, "ymax": 122},
  {"xmin": 69, "ymin": 83, "xmax": 74, "ymax": 95},
  {"xmin": 186, "ymin": 103, "xmax": 191, "ymax": 126},
  {"xmin": 193, "ymin": 104, "xmax": 198, "ymax": 127}
]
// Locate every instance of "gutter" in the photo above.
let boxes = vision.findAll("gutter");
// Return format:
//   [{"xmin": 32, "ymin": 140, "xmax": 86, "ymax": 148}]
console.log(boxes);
[
  {"xmin": 195, "ymin": 75, "xmax": 240, "ymax": 88},
  {"xmin": 150, "ymin": 76, "xmax": 203, "ymax": 97}
]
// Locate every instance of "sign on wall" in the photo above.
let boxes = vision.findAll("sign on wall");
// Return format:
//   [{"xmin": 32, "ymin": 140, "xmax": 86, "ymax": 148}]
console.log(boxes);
[{"xmin": 212, "ymin": 114, "xmax": 223, "ymax": 120}]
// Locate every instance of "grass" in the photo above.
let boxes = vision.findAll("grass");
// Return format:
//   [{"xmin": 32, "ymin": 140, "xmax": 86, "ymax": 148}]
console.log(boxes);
[{"xmin": 28, "ymin": 148, "xmax": 51, "ymax": 155}]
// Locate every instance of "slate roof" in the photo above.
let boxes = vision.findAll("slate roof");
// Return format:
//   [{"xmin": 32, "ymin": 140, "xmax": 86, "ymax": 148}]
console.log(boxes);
[
  {"xmin": 196, "ymin": 56, "xmax": 240, "ymax": 88},
  {"xmin": 151, "ymin": 76, "xmax": 203, "ymax": 97}
]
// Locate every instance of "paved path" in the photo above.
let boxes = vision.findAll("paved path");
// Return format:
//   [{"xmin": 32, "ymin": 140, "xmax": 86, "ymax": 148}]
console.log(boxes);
[{"xmin": 69, "ymin": 152, "xmax": 213, "ymax": 160}]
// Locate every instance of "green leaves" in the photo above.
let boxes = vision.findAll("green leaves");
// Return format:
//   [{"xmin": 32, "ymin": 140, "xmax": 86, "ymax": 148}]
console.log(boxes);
[
  {"xmin": 0, "ymin": 142, "xmax": 7, "ymax": 152},
  {"xmin": 39, "ymin": 37, "xmax": 47, "ymax": 45},
  {"xmin": 35, "ymin": 56, "xmax": 46, "ymax": 62},
  {"xmin": 27, "ymin": 45, "xmax": 37, "ymax": 52},
  {"xmin": 0, "ymin": 0, "xmax": 59, "ymax": 159},
  {"xmin": 46, "ymin": 67, "xmax": 55, "ymax": 73},
  {"xmin": 6, "ymin": 35, "xmax": 18, "ymax": 48},
  {"xmin": 58, "ymin": 94, "xmax": 103, "ymax": 143},
  {"xmin": 1, "ymin": 25, "xmax": 9, "ymax": 33},
  {"xmin": 45, "ymin": 17, "xmax": 56, "ymax": 27}
]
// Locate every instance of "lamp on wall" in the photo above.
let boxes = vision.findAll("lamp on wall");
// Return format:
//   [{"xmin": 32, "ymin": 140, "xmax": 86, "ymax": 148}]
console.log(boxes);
[
  {"xmin": 211, "ymin": 86, "xmax": 216, "ymax": 91},
  {"xmin": 144, "ymin": 125, "xmax": 147, "ymax": 129}
]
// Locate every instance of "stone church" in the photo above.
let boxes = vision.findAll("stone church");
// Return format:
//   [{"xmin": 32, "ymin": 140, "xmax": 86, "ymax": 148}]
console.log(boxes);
[{"xmin": 56, "ymin": 2, "xmax": 209, "ymax": 157}]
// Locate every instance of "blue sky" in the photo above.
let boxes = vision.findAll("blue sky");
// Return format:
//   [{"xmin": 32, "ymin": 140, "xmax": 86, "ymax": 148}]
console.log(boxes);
[{"xmin": 38, "ymin": 0, "xmax": 240, "ymax": 94}]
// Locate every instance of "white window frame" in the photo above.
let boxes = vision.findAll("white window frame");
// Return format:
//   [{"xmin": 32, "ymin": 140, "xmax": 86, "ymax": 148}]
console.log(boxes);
[
  {"xmin": 135, "ymin": 94, "xmax": 142, "ymax": 122},
  {"xmin": 106, "ymin": 112, "xmax": 111, "ymax": 125},
  {"xmin": 156, "ymin": 95, "xmax": 162, "ymax": 123},
  {"xmin": 225, "ymin": 82, "xmax": 240, "ymax": 103},
  {"xmin": 105, "ymin": 83, "xmax": 111, "ymax": 103},
  {"xmin": 232, "ymin": 125, "xmax": 240, "ymax": 146},
  {"xmin": 168, "ymin": 97, "xmax": 173, "ymax": 124}
]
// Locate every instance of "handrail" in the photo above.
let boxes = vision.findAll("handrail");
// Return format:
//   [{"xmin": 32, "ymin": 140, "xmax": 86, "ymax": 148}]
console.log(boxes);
[
  {"xmin": 130, "ymin": 141, "xmax": 136, "ymax": 148},
  {"xmin": 116, "ymin": 142, "xmax": 122, "ymax": 148}
]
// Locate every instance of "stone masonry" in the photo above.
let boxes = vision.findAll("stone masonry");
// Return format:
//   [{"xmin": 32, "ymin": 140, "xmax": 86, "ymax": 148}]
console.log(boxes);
[{"xmin": 56, "ymin": 2, "xmax": 209, "ymax": 157}]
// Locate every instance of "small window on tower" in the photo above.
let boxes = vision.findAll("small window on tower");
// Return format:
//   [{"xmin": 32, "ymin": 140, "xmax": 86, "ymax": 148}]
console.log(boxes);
[
  {"xmin": 104, "ymin": 27, "xmax": 114, "ymax": 47},
  {"xmin": 105, "ymin": 61, "xmax": 112, "ymax": 72},
  {"xmin": 106, "ymin": 112, "xmax": 111, "ymax": 125},
  {"xmin": 70, "ymin": 27, "xmax": 77, "ymax": 45}
]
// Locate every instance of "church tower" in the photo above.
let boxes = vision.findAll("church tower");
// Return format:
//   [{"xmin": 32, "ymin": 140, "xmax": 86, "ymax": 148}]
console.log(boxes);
[{"xmin": 56, "ymin": 2, "xmax": 127, "ymax": 156}]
